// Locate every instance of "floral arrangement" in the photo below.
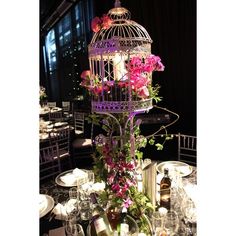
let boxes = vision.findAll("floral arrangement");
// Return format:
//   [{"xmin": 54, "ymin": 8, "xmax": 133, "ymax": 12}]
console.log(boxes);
[
  {"xmin": 91, "ymin": 14, "xmax": 113, "ymax": 32},
  {"xmin": 82, "ymin": 10, "xmax": 178, "ymax": 235},
  {"xmin": 39, "ymin": 86, "xmax": 47, "ymax": 101},
  {"xmin": 80, "ymin": 54, "xmax": 164, "ymax": 101},
  {"xmin": 88, "ymin": 113, "xmax": 155, "ymax": 234}
]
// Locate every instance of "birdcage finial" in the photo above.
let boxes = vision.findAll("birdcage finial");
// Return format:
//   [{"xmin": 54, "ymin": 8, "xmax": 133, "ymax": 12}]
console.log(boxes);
[{"xmin": 114, "ymin": 0, "xmax": 121, "ymax": 8}]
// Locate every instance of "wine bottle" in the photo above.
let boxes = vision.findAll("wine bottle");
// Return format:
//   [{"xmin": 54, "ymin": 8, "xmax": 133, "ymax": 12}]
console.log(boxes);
[
  {"xmin": 120, "ymin": 207, "xmax": 129, "ymax": 236},
  {"xmin": 160, "ymin": 168, "xmax": 171, "ymax": 211},
  {"xmin": 90, "ymin": 193, "xmax": 113, "ymax": 236}
]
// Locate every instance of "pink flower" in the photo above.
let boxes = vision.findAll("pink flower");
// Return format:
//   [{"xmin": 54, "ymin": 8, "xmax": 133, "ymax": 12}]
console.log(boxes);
[
  {"xmin": 111, "ymin": 184, "xmax": 120, "ymax": 192},
  {"xmin": 107, "ymin": 173, "xmax": 115, "ymax": 184},
  {"xmin": 91, "ymin": 17, "xmax": 102, "ymax": 32},
  {"xmin": 146, "ymin": 54, "xmax": 161, "ymax": 65},
  {"xmin": 155, "ymin": 61, "xmax": 165, "ymax": 71},
  {"xmin": 123, "ymin": 198, "xmax": 133, "ymax": 208},
  {"xmin": 142, "ymin": 64, "xmax": 154, "ymax": 73},
  {"xmin": 93, "ymin": 85, "xmax": 103, "ymax": 95},
  {"xmin": 101, "ymin": 15, "xmax": 113, "ymax": 29},
  {"xmin": 105, "ymin": 81, "xmax": 114, "ymax": 87},
  {"xmin": 134, "ymin": 76, "xmax": 148, "ymax": 90},
  {"xmin": 118, "ymin": 81, "xmax": 128, "ymax": 88},
  {"xmin": 80, "ymin": 70, "xmax": 90, "ymax": 79},
  {"xmin": 137, "ymin": 86, "xmax": 149, "ymax": 98},
  {"xmin": 130, "ymin": 56, "xmax": 143, "ymax": 68}
]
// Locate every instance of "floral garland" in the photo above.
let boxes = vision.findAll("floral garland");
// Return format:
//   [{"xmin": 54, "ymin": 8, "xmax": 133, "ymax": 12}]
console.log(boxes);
[{"xmin": 88, "ymin": 114, "xmax": 155, "ymax": 234}]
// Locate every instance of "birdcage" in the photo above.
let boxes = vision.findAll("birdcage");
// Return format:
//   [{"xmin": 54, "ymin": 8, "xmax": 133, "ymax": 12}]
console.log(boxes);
[{"xmin": 88, "ymin": 0, "xmax": 154, "ymax": 113}]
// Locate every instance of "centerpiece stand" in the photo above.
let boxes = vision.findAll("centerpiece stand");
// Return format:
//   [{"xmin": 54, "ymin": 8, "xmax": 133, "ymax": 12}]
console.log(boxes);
[{"xmin": 81, "ymin": 1, "xmax": 166, "ymax": 234}]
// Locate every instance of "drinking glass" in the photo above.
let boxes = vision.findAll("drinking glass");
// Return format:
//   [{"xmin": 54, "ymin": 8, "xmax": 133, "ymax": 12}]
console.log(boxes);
[
  {"xmin": 87, "ymin": 171, "xmax": 95, "ymax": 186},
  {"xmin": 64, "ymin": 199, "xmax": 79, "ymax": 220},
  {"xmin": 79, "ymin": 200, "xmax": 91, "ymax": 221},
  {"xmin": 77, "ymin": 176, "xmax": 89, "ymax": 201},
  {"xmin": 65, "ymin": 223, "xmax": 85, "ymax": 236},
  {"xmin": 69, "ymin": 187, "xmax": 79, "ymax": 200},
  {"xmin": 152, "ymin": 209, "xmax": 168, "ymax": 236},
  {"xmin": 164, "ymin": 210, "xmax": 179, "ymax": 235}
]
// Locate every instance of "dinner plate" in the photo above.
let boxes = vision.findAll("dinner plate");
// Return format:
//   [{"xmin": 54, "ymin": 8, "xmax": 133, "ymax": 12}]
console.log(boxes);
[
  {"xmin": 156, "ymin": 161, "xmax": 192, "ymax": 177},
  {"xmin": 54, "ymin": 122, "xmax": 67, "ymax": 127},
  {"xmin": 39, "ymin": 194, "xmax": 54, "ymax": 218},
  {"xmin": 55, "ymin": 169, "xmax": 89, "ymax": 187}
]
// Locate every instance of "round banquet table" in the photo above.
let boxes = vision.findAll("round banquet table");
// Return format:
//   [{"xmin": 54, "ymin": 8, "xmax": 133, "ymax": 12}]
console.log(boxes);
[{"xmin": 39, "ymin": 165, "xmax": 197, "ymax": 236}]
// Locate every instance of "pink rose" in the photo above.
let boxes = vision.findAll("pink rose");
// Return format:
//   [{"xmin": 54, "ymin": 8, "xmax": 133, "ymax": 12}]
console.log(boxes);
[
  {"xmin": 146, "ymin": 54, "xmax": 161, "ymax": 65},
  {"xmin": 130, "ymin": 56, "xmax": 143, "ymax": 67},
  {"xmin": 155, "ymin": 61, "xmax": 165, "ymax": 71},
  {"xmin": 137, "ymin": 86, "xmax": 149, "ymax": 98},
  {"xmin": 91, "ymin": 17, "xmax": 102, "ymax": 32},
  {"xmin": 80, "ymin": 70, "xmax": 90, "ymax": 79},
  {"xmin": 142, "ymin": 64, "xmax": 154, "ymax": 73},
  {"xmin": 101, "ymin": 15, "xmax": 113, "ymax": 29}
]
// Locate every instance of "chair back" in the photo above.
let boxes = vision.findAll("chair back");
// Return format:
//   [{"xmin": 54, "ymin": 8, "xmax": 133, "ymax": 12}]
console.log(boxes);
[
  {"xmin": 178, "ymin": 133, "xmax": 197, "ymax": 165},
  {"xmin": 49, "ymin": 110, "xmax": 63, "ymax": 122},
  {"xmin": 47, "ymin": 102, "xmax": 56, "ymax": 108},
  {"xmin": 49, "ymin": 127, "xmax": 70, "ymax": 158},
  {"xmin": 40, "ymin": 143, "xmax": 61, "ymax": 181},
  {"xmin": 62, "ymin": 101, "xmax": 70, "ymax": 113},
  {"xmin": 74, "ymin": 112, "xmax": 85, "ymax": 136}
]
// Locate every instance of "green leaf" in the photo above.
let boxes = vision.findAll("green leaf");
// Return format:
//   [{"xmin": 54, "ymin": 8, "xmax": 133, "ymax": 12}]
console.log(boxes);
[
  {"xmin": 148, "ymin": 138, "xmax": 155, "ymax": 145},
  {"xmin": 155, "ymin": 143, "xmax": 163, "ymax": 150}
]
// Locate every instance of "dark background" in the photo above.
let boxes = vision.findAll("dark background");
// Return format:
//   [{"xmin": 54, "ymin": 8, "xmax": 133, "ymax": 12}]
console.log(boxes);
[{"xmin": 40, "ymin": 0, "xmax": 196, "ymax": 140}]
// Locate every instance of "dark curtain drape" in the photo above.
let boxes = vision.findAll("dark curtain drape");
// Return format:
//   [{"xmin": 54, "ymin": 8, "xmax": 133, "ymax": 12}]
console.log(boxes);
[{"xmin": 94, "ymin": 0, "xmax": 196, "ymax": 136}]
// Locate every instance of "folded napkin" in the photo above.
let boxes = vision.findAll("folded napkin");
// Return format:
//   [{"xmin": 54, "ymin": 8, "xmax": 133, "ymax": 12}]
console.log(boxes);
[
  {"xmin": 52, "ymin": 199, "xmax": 77, "ymax": 220},
  {"xmin": 60, "ymin": 168, "xmax": 88, "ymax": 185},
  {"xmin": 39, "ymin": 194, "xmax": 47, "ymax": 212},
  {"xmin": 91, "ymin": 182, "xmax": 105, "ymax": 192}
]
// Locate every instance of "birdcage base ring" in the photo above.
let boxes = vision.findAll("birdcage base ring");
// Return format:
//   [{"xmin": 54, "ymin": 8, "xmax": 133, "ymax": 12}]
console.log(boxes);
[{"xmin": 92, "ymin": 99, "xmax": 153, "ymax": 113}]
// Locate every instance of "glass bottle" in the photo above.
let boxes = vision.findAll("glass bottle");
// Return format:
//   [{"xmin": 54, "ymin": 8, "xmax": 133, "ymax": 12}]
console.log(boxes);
[
  {"xmin": 120, "ymin": 207, "xmax": 129, "ymax": 236},
  {"xmin": 160, "ymin": 168, "xmax": 171, "ymax": 211},
  {"xmin": 90, "ymin": 193, "xmax": 113, "ymax": 236}
]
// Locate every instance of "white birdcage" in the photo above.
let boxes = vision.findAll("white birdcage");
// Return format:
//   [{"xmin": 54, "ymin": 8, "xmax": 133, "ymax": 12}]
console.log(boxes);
[{"xmin": 88, "ymin": 0, "xmax": 154, "ymax": 113}]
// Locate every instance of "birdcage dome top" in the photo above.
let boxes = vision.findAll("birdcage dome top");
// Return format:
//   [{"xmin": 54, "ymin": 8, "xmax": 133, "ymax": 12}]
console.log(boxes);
[{"xmin": 89, "ymin": 6, "xmax": 152, "ymax": 57}]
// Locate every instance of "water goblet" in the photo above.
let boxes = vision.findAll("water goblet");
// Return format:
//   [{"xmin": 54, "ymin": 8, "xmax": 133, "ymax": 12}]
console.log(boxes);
[
  {"xmin": 79, "ymin": 200, "xmax": 91, "ymax": 221},
  {"xmin": 69, "ymin": 187, "xmax": 79, "ymax": 200},
  {"xmin": 152, "ymin": 208, "xmax": 168, "ymax": 236},
  {"xmin": 65, "ymin": 223, "xmax": 85, "ymax": 236},
  {"xmin": 164, "ymin": 210, "xmax": 179, "ymax": 235},
  {"xmin": 87, "ymin": 171, "xmax": 95, "ymax": 186}
]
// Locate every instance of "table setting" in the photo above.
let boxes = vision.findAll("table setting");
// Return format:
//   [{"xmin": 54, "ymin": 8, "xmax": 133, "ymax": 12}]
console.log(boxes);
[
  {"xmin": 39, "ymin": 119, "xmax": 71, "ymax": 141},
  {"xmin": 40, "ymin": 161, "xmax": 197, "ymax": 236}
]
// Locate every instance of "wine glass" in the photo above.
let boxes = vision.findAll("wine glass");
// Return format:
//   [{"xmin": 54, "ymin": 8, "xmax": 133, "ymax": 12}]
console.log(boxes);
[
  {"xmin": 152, "ymin": 208, "xmax": 168, "ymax": 236},
  {"xmin": 69, "ymin": 187, "xmax": 79, "ymax": 200},
  {"xmin": 77, "ymin": 176, "xmax": 89, "ymax": 201},
  {"xmin": 65, "ymin": 223, "xmax": 85, "ymax": 236},
  {"xmin": 87, "ymin": 171, "xmax": 95, "ymax": 186},
  {"xmin": 164, "ymin": 210, "xmax": 179, "ymax": 235},
  {"xmin": 79, "ymin": 200, "xmax": 91, "ymax": 221}
]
